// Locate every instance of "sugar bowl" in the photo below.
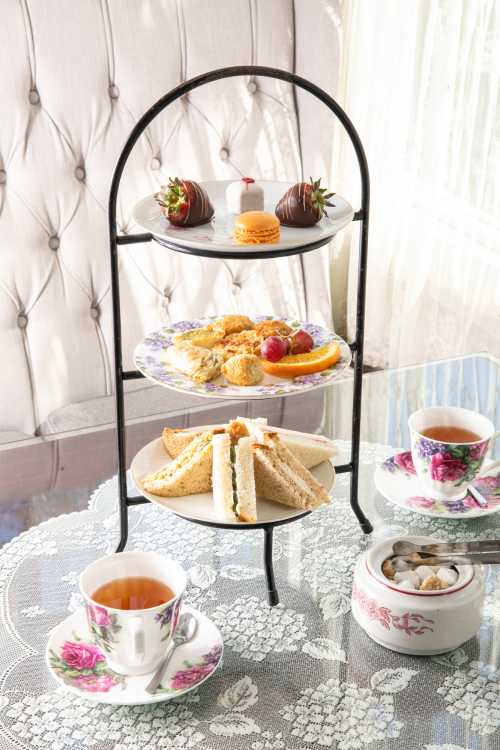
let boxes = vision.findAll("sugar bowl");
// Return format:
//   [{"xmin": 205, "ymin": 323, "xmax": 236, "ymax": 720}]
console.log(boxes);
[{"xmin": 352, "ymin": 535, "xmax": 485, "ymax": 655}]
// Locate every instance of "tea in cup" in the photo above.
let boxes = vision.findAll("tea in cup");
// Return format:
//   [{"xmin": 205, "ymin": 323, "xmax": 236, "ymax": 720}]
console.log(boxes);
[
  {"xmin": 408, "ymin": 406, "xmax": 500, "ymax": 501},
  {"xmin": 79, "ymin": 551, "xmax": 186, "ymax": 675}
]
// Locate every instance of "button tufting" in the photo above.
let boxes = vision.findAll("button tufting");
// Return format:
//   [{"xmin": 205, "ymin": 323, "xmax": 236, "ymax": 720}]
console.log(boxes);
[
  {"xmin": 29, "ymin": 89, "xmax": 40, "ymax": 105},
  {"xmin": 48, "ymin": 236, "xmax": 59, "ymax": 251},
  {"xmin": 18, "ymin": 314, "xmax": 28, "ymax": 329},
  {"xmin": 90, "ymin": 305, "xmax": 99, "ymax": 320},
  {"xmin": 150, "ymin": 157, "xmax": 161, "ymax": 171},
  {"xmin": 233, "ymin": 281, "xmax": 241, "ymax": 290},
  {"xmin": 248, "ymin": 80, "xmax": 257, "ymax": 94},
  {"xmin": 219, "ymin": 147, "xmax": 230, "ymax": 161},
  {"xmin": 0, "ymin": 170, "xmax": 6, "ymax": 185},
  {"xmin": 109, "ymin": 83, "xmax": 120, "ymax": 99},
  {"xmin": 75, "ymin": 166, "xmax": 85, "ymax": 181}
]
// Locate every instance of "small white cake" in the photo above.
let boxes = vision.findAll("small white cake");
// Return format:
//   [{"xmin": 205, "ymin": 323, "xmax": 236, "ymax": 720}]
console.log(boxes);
[{"xmin": 226, "ymin": 177, "xmax": 264, "ymax": 214}]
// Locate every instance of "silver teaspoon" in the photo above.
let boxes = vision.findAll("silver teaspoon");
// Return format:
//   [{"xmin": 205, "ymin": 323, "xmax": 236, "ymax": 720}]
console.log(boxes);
[{"xmin": 145, "ymin": 612, "xmax": 198, "ymax": 694}]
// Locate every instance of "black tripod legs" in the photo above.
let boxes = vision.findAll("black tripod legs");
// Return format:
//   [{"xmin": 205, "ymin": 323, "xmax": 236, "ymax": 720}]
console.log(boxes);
[{"xmin": 263, "ymin": 526, "xmax": 279, "ymax": 606}]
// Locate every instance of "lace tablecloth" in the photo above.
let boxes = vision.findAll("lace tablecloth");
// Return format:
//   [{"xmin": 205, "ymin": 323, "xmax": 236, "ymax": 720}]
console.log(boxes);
[{"xmin": 1, "ymin": 441, "xmax": 500, "ymax": 750}]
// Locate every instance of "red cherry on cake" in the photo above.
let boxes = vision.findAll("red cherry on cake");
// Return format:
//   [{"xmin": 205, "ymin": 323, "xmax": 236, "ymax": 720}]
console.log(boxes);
[
  {"xmin": 275, "ymin": 177, "xmax": 335, "ymax": 227},
  {"xmin": 155, "ymin": 178, "xmax": 214, "ymax": 227}
]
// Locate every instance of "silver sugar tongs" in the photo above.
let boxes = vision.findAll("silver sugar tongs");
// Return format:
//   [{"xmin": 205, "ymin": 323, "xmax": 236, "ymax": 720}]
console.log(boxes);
[{"xmin": 391, "ymin": 540, "xmax": 500, "ymax": 568}]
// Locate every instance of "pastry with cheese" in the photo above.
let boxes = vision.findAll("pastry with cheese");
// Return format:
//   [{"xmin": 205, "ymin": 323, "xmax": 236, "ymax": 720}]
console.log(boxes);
[{"xmin": 164, "ymin": 342, "xmax": 223, "ymax": 382}]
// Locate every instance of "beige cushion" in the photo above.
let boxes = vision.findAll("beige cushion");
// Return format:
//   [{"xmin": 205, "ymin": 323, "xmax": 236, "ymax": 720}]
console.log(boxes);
[{"xmin": 0, "ymin": 0, "xmax": 341, "ymax": 435}]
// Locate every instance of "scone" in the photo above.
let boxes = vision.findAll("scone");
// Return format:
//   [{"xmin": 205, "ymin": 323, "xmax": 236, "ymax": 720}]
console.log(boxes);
[
  {"xmin": 172, "ymin": 327, "xmax": 223, "ymax": 349},
  {"xmin": 254, "ymin": 320, "xmax": 292, "ymax": 338},
  {"xmin": 208, "ymin": 315, "xmax": 254, "ymax": 337},
  {"xmin": 165, "ymin": 342, "xmax": 223, "ymax": 382},
  {"xmin": 213, "ymin": 330, "xmax": 262, "ymax": 360},
  {"xmin": 233, "ymin": 211, "xmax": 280, "ymax": 244},
  {"xmin": 222, "ymin": 354, "xmax": 263, "ymax": 386}
]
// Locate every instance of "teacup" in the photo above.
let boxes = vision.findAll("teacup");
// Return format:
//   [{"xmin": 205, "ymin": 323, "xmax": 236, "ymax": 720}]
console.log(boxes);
[
  {"xmin": 80, "ymin": 551, "xmax": 186, "ymax": 676},
  {"xmin": 408, "ymin": 406, "xmax": 500, "ymax": 501}
]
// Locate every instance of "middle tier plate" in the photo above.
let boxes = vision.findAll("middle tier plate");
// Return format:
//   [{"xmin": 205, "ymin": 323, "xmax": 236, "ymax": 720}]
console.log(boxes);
[
  {"xmin": 134, "ymin": 316, "xmax": 352, "ymax": 400},
  {"xmin": 131, "ymin": 435, "xmax": 335, "ymax": 527},
  {"xmin": 132, "ymin": 180, "xmax": 354, "ymax": 256}
]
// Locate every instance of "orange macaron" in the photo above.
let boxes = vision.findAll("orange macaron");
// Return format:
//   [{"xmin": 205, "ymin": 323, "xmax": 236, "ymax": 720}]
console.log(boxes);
[{"xmin": 233, "ymin": 211, "xmax": 280, "ymax": 244}]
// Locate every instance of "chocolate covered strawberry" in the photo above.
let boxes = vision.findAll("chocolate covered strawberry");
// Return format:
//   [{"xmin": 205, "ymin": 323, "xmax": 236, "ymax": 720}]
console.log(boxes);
[
  {"xmin": 156, "ymin": 177, "xmax": 214, "ymax": 227},
  {"xmin": 275, "ymin": 177, "xmax": 335, "ymax": 227}
]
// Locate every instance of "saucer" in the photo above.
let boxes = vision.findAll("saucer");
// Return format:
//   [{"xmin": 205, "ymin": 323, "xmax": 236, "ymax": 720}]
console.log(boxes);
[
  {"xmin": 46, "ymin": 604, "xmax": 223, "ymax": 705},
  {"xmin": 375, "ymin": 451, "xmax": 500, "ymax": 519}
]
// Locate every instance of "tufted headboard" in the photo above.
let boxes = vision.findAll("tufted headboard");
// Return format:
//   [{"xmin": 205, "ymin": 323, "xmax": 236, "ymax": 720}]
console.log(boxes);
[{"xmin": 0, "ymin": 0, "xmax": 341, "ymax": 436}]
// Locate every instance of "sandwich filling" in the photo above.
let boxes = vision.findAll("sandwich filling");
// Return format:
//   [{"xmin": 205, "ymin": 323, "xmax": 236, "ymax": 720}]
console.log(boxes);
[{"xmin": 230, "ymin": 444, "xmax": 239, "ymax": 514}]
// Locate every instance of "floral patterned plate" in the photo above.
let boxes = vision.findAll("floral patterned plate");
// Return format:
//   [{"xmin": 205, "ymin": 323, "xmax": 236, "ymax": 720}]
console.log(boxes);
[
  {"xmin": 134, "ymin": 315, "xmax": 351, "ymax": 400},
  {"xmin": 46, "ymin": 604, "xmax": 223, "ymax": 705},
  {"xmin": 374, "ymin": 451, "xmax": 500, "ymax": 519},
  {"xmin": 132, "ymin": 180, "xmax": 354, "ymax": 254},
  {"xmin": 131, "ymin": 436, "xmax": 335, "ymax": 526}
]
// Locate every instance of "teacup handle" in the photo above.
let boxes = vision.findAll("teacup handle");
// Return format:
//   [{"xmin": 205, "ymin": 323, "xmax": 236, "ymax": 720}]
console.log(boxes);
[
  {"xmin": 478, "ymin": 459, "xmax": 500, "ymax": 478},
  {"xmin": 478, "ymin": 431, "xmax": 500, "ymax": 478},
  {"xmin": 129, "ymin": 616, "xmax": 145, "ymax": 666}
]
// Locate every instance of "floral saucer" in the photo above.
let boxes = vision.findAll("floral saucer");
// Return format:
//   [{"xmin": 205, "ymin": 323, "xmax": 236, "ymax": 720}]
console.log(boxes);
[
  {"xmin": 46, "ymin": 604, "xmax": 223, "ymax": 705},
  {"xmin": 374, "ymin": 451, "xmax": 500, "ymax": 519},
  {"xmin": 134, "ymin": 315, "xmax": 351, "ymax": 400}
]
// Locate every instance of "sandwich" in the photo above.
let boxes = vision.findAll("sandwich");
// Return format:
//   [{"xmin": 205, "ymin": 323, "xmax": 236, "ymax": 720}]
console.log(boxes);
[
  {"xmin": 162, "ymin": 418, "xmax": 268, "ymax": 458},
  {"xmin": 141, "ymin": 430, "xmax": 217, "ymax": 497},
  {"xmin": 162, "ymin": 423, "xmax": 227, "ymax": 458},
  {"xmin": 237, "ymin": 418, "xmax": 336, "ymax": 468},
  {"xmin": 253, "ymin": 432, "xmax": 331, "ymax": 510},
  {"xmin": 164, "ymin": 342, "xmax": 223, "ymax": 383},
  {"xmin": 212, "ymin": 433, "xmax": 257, "ymax": 523},
  {"xmin": 161, "ymin": 417, "xmax": 335, "ymax": 468}
]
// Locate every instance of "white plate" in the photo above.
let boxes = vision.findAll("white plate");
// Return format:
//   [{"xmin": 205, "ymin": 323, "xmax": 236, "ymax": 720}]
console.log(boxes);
[
  {"xmin": 375, "ymin": 451, "xmax": 500, "ymax": 519},
  {"xmin": 131, "ymin": 435, "xmax": 335, "ymax": 526},
  {"xmin": 133, "ymin": 180, "xmax": 353, "ymax": 254},
  {"xmin": 134, "ymin": 315, "xmax": 351, "ymax": 400},
  {"xmin": 46, "ymin": 605, "xmax": 223, "ymax": 705}
]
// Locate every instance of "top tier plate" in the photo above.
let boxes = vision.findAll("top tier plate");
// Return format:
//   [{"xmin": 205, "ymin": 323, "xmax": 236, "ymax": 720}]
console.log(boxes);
[{"xmin": 132, "ymin": 180, "xmax": 354, "ymax": 258}]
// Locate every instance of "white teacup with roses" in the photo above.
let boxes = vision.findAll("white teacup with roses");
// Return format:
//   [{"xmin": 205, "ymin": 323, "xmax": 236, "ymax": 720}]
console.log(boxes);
[
  {"xmin": 409, "ymin": 406, "xmax": 500, "ymax": 501},
  {"xmin": 80, "ymin": 551, "xmax": 186, "ymax": 676}
]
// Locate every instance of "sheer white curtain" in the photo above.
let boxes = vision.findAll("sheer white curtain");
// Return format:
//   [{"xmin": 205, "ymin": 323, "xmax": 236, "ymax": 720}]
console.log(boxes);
[{"xmin": 332, "ymin": 0, "xmax": 500, "ymax": 368}]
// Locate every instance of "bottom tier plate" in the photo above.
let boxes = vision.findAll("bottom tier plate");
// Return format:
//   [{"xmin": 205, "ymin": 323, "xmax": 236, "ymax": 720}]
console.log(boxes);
[{"xmin": 131, "ymin": 436, "xmax": 335, "ymax": 527}]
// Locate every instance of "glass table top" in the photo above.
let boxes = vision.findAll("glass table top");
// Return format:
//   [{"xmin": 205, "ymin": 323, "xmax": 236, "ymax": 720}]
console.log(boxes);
[{"xmin": 0, "ymin": 353, "xmax": 498, "ymax": 545}]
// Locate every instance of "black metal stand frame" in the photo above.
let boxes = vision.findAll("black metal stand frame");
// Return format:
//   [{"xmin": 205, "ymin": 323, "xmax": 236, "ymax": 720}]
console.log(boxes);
[{"xmin": 108, "ymin": 66, "xmax": 372, "ymax": 606}]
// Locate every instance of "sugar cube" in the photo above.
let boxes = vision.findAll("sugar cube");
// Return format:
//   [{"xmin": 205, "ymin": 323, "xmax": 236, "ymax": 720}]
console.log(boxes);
[{"xmin": 436, "ymin": 567, "xmax": 458, "ymax": 587}]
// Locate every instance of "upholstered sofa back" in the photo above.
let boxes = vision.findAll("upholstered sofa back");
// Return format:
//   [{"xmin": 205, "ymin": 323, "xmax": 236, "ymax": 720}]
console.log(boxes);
[{"xmin": 0, "ymin": 0, "xmax": 341, "ymax": 436}]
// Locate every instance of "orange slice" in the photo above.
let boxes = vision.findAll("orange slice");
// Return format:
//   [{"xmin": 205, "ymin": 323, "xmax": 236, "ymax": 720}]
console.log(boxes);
[{"xmin": 260, "ymin": 342, "xmax": 341, "ymax": 378}]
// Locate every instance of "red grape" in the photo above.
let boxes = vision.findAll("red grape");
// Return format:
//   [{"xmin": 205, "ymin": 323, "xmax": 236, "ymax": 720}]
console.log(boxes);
[
  {"xmin": 289, "ymin": 329, "xmax": 314, "ymax": 354},
  {"xmin": 261, "ymin": 336, "xmax": 288, "ymax": 362}
]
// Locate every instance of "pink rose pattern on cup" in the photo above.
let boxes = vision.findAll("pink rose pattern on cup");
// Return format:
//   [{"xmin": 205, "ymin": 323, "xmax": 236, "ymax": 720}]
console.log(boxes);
[
  {"xmin": 413, "ymin": 436, "xmax": 489, "ymax": 486},
  {"xmin": 85, "ymin": 604, "xmax": 121, "ymax": 653},
  {"xmin": 156, "ymin": 645, "xmax": 223, "ymax": 693},
  {"xmin": 49, "ymin": 640, "xmax": 125, "ymax": 693},
  {"xmin": 383, "ymin": 452, "xmax": 500, "ymax": 514}
]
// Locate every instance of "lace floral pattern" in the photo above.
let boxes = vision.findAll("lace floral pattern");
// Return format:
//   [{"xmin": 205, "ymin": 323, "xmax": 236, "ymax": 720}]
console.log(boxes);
[
  {"xmin": 0, "ymin": 441, "xmax": 499, "ymax": 749},
  {"xmin": 211, "ymin": 595, "xmax": 307, "ymax": 662}
]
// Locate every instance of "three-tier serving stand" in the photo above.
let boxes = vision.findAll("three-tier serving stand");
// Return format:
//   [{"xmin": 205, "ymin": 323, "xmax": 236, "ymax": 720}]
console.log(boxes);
[{"xmin": 108, "ymin": 66, "xmax": 372, "ymax": 605}]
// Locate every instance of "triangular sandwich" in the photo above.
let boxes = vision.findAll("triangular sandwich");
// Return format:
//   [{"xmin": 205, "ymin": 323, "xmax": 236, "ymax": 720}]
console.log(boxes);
[
  {"xmin": 141, "ymin": 431, "xmax": 215, "ymax": 497},
  {"xmin": 239, "ymin": 417, "xmax": 335, "ymax": 468},
  {"xmin": 253, "ymin": 432, "xmax": 330, "ymax": 510},
  {"xmin": 212, "ymin": 433, "xmax": 257, "ymax": 523}
]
